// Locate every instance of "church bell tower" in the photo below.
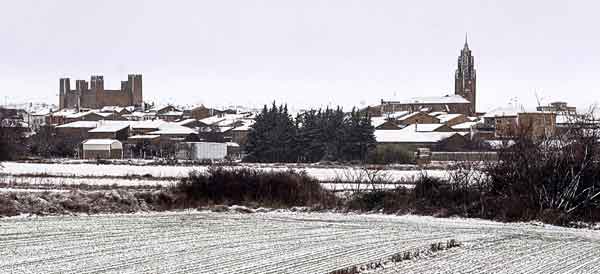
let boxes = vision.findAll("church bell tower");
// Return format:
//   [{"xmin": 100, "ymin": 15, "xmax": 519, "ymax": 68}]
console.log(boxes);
[{"xmin": 455, "ymin": 34, "xmax": 477, "ymax": 115}]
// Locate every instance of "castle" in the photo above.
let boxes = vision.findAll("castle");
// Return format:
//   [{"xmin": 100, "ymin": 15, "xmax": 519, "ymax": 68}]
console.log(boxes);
[
  {"xmin": 59, "ymin": 74, "xmax": 143, "ymax": 109},
  {"xmin": 380, "ymin": 36, "xmax": 477, "ymax": 116}
]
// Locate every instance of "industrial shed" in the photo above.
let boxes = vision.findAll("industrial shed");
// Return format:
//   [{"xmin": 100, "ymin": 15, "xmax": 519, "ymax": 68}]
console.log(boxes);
[{"xmin": 82, "ymin": 139, "xmax": 123, "ymax": 159}]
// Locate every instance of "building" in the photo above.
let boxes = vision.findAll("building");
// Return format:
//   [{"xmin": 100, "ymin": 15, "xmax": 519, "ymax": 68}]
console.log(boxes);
[
  {"xmin": 88, "ymin": 123, "xmax": 130, "ymax": 141},
  {"xmin": 436, "ymin": 113, "xmax": 470, "ymax": 127},
  {"xmin": 56, "ymin": 121, "xmax": 99, "ymax": 141},
  {"xmin": 59, "ymin": 74, "xmax": 143, "ymax": 109},
  {"xmin": 484, "ymin": 107, "xmax": 556, "ymax": 139},
  {"xmin": 517, "ymin": 112, "xmax": 556, "ymax": 138},
  {"xmin": 396, "ymin": 112, "xmax": 440, "ymax": 125},
  {"xmin": 379, "ymin": 36, "xmax": 477, "ymax": 116},
  {"xmin": 190, "ymin": 105, "xmax": 222, "ymax": 120},
  {"xmin": 81, "ymin": 139, "xmax": 123, "ymax": 159},
  {"xmin": 380, "ymin": 95, "xmax": 471, "ymax": 115},
  {"xmin": 537, "ymin": 101, "xmax": 576, "ymax": 115},
  {"xmin": 29, "ymin": 109, "xmax": 52, "ymax": 131},
  {"xmin": 374, "ymin": 130, "xmax": 467, "ymax": 151}
]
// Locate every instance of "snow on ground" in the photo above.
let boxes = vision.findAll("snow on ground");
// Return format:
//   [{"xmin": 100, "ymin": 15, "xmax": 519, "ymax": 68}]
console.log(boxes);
[
  {"xmin": 0, "ymin": 188, "xmax": 68, "ymax": 193},
  {"xmin": 0, "ymin": 175, "xmax": 177, "ymax": 187},
  {"xmin": 0, "ymin": 211, "xmax": 598, "ymax": 274},
  {"xmin": 0, "ymin": 162, "xmax": 448, "ymax": 182}
]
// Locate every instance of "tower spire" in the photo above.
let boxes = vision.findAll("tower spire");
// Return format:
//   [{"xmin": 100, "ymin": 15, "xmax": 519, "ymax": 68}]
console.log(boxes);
[{"xmin": 464, "ymin": 33, "xmax": 469, "ymax": 49}]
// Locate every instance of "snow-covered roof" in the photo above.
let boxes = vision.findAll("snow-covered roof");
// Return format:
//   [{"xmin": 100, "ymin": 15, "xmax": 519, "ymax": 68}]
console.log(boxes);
[
  {"xmin": 385, "ymin": 94, "xmax": 470, "ymax": 105},
  {"xmin": 95, "ymin": 112, "xmax": 114, "ymax": 118},
  {"xmin": 176, "ymin": 119, "xmax": 197, "ymax": 126},
  {"xmin": 82, "ymin": 139, "xmax": 121, "ymax": 145},
  {"xmin": 452, "ymin": 121, "xmax": 479, "ymax": 130},
  {"xmin": 371, "ymin": 117, "xmax": 388, "ymax": 128},
  {"xmin": 122, "ymin": 112, "xmax": 145, "ymax": 118},
  {"xmin": 159, "ymin": 111, "xmax": 184, "ymax": 116},
  {"xmin": 100, "ymin": 106, "xmax": 126, "ymax": 113},
  {"xmin": 428, "ymin": 111, "xmax": 448, "ymax": 117},
  {"xmin": 31, "ymin": 108, "xmax": 53, "ymax": 116},
  {"xmin": 199, "ymin": 115, "xmax": 226, "ymax": 125},
  {"xmin": 131, "ymin": 120, "xmax": 167, "ymax": 129},
  {"xmin": 399, "ymin": 124, "xmax": 447, "ymax": 132},
  {"xmin": 88, "ymin": 124, "xmax": 129, "ymax": 133},
  {"xmin": 397, "ymin": 112, "xmax": 424, "ymax": 121},
  {"xmin": 483, "ymin": 106, "xmax": 524, "ymax": 118},
  {"xmin": 50, "ymin": 109, "xmax": 78, "ymax": 117},
  {"xmin": 230, "ymin": 119, "xmax": 255, "ymax": 131},
  {"xmin": 148, "ymin": 123, "xmax": 196, "ymax": 135},
  {"xmin": 57, "ymin": 121, "xmax": 99, "ymax": 128},
  {"xmin": 375, "ymin": 130, "xmax": 459, "ymax": 143},
  {"xmin": 128, "ymin": 135, "xmax": 160, "ymax": 140},
  {"xmin": 386, "ymin": 111, "xmax": 410, "ymax": 119},
  {"xmin": 199, "ymin": 113, "xmax": 248, "ymax": 126},
  {"xmin": 437, "ymin": 113, "xmax": 464, "ymax": 123},
  {"xmin": 65, "ymin": 111, "xmax": 101, "ymax": 119}
]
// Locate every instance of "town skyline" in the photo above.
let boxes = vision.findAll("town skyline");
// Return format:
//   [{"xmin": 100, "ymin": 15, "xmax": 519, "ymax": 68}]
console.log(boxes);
[{"xmin": 2, "ymin": 1, "xmax": 600, "ymax": 111}]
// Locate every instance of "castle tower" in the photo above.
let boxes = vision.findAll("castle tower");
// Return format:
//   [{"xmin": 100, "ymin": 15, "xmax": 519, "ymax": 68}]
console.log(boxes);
[
  {"xmin": 91, "ymin": 75, "xmax": 104, "ymax": 108},
  {"xmin": 455, "ymin": 34, "xmax": 476, "ymax": 115},
  {"xmin": 128, "ymin": 74, "xmax": 143, "ymax": 109},
  {"xmin": 59, "ymin": 78, "xmax": 71, "ymax": 109}
]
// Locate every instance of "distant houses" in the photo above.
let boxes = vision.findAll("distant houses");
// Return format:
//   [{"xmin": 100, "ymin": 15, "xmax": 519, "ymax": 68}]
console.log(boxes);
[{"xmin": 35, "ymin": 104, "xmax": 257, "ymax": 160}]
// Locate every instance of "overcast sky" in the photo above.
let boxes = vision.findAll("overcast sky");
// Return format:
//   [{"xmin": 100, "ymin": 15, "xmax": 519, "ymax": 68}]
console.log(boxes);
[{"xmin": 1, "ymin": 0, "xmax": 599, "ymax": 111}]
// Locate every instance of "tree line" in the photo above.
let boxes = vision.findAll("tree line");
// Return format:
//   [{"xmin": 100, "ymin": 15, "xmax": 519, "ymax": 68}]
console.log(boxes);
[{"xmin": 245, "ymin": 103, "xmax": 376, "ymax": 163}]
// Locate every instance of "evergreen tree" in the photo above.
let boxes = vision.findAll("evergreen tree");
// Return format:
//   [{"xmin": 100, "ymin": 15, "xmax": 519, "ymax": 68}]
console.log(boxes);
[{"xmin": 246, "ymin": 102, "xmax": 375, "ymax": 163}]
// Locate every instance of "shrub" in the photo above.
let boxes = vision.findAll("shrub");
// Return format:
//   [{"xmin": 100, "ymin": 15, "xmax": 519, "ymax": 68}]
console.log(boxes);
[
  {"xmin": 174, "ymin": 167, "xmax": 336, "ymax": 208},
  {"xmin": 482, "ymin": 122, "xmax": 600, "ymax": 223}
]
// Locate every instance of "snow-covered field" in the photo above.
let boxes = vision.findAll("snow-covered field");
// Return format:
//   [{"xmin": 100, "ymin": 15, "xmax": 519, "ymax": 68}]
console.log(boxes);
[
  {"xmin": 0, "ymin": 162, "xmax": 447, "ymax": 181},
  {"xmin": 0, "ymin": 162, "xmax": 445, "ymax": 191},
  {"xmin": 1, "ymin": 211, "xmax": 598, "ymax": 274},
  {"xmin": 0, "ymin": 175, "xmax": 178, "ymax": 188}
]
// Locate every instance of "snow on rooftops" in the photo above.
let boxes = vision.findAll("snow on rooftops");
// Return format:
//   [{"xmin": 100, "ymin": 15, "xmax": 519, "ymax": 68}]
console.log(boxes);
[
  {"xmin": 57, "ymin": 121, "xmax": 99, "ymax": 128},
  {"xmin": 176, "ymin": 119, "xmax": 197, "ymax": 126},
  {"xmin": 399, "ymin": 124, "xmax": 447, "ymax": 132},
  {"xmin": 64, "ymin": 111, "xmax": 100, "ymax": 119},
  {"xmin": 160, "ymin": 111, "xmax": 184, "ymax": 116},
  {"xmin": 131, "ymin": 120, "xmax": 167, "ymax": 129},
  {"xmin": 200, "ymin": 113, "xmax": 248, "ymax": 126},
  {"xmin": 100, "ymin": 106, "xmax": 126, "ymax": 113},
  {"xmin": 452, "ymin": 121, "xmax": 479, "ymax": 130},
  {"xmin": 436, "ymin": 113, "xmax": 464, "ymax": 123},
  {"xmin": 385, "ymin": 94, "xmax": 470, "ymax": 105},
  {"xmin": 50, "ymin": 109, "xmax": 79, "ymax": 117},
  {"xmin": 31, "ymin": 108, "xmax": 52, "ymax": 116},
  {"xmin": 128, "ymin": 135, "xmax": 160, "ymax": 140},
  {"xmin": 397, "ymin": 112, "xmax": 424, "ymax": 121},
  {"xmin": 375, "ymin": 130, "xmax": 459, "ymax": 143},
  {"xmin": 386, "ymin": 111, "xmax": 410, "ymax": 119},
  {"xmin": 483, "ymin": 106, "xmax": 526, "ymax": 118},
  {"xmin": 148, "ymin": 123, "xmax": 196, "ymax": 135},
  {"xmin": 88, "ymin": 123, "xmax": 129, "ymax": 133},
  {"xmin": 232, "ymin": 120, "xmax": 255, "ymax": 131},
  {"xmin": 82, "ymin": 139, "xmax": 121, "ymax": 145},
  {"xmin": 371, "ymin": 117, "xmax": 388, "ymax": 128},
  {"xmin": 428, "ymin": 111, "xmax": 448, "ymax": 117}
]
